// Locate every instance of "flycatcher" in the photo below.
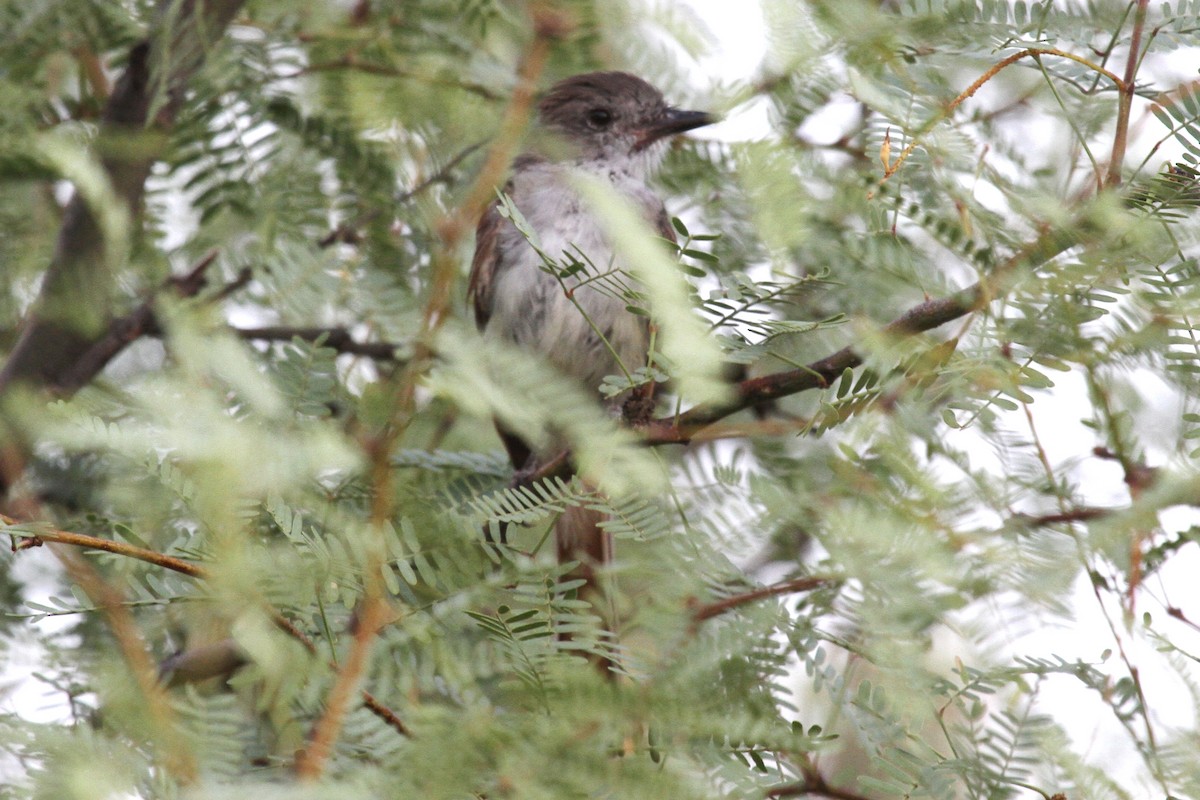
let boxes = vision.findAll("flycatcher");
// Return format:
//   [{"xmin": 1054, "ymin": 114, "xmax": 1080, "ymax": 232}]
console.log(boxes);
[{"xmin": 469, "ymin": 71, "xmax": 714, "ymax": 605}]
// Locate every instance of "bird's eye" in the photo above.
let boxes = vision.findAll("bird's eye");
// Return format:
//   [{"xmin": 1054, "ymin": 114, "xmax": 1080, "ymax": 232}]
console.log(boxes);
[{"xmin": 585, "ymin": 108, "xmax": 613, "ymax": 129}]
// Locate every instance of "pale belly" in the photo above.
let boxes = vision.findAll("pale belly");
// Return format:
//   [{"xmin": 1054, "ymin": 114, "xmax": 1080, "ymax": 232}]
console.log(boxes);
[{"xmin": 486, "ymin": 174, "xmax": 653, "ymax": 394}]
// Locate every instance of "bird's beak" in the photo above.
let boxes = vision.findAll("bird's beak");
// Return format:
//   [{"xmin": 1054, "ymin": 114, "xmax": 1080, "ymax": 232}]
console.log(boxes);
[{"xmin": 633, "ymin": 108, "xmax": 716, "ymax": 152}]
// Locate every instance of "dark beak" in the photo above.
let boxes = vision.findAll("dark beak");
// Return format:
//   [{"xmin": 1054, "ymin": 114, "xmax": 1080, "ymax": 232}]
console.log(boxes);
[{"xmin": 633, "ymin": 108, "xmax": 716, "ymax": 151}]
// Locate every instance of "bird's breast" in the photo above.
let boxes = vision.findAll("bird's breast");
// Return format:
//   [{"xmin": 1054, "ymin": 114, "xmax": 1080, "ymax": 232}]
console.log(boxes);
[{"xmin": 486, "ymin": 169, "xmax": 657, "ymax": 393}]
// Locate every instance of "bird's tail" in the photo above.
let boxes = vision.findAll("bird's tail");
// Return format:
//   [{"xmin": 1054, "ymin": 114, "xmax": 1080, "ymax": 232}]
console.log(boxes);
[
  {"xmin": 555, "ymin": 504, "xmax": 617, "ymax": 675},
  {"xmin": 555, "ymin": 504, "xmax": 611, "ymax": 585}
]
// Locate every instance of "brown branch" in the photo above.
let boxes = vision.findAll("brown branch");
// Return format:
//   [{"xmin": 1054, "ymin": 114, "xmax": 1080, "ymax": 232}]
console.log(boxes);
[
  {"xmin": 690, "ymin": 576, "xmax": 832, "ymax": 624},
  {"xmin": 295, "ymin": 594, "xmax": 396, "ymax": 779},
  {"xmin": 645, "ymin": 213, "xmax": 1088, "ymax": 442},
  {"xmin": 361, "ymin": 689, "xmax": 414, "ymax": 738},
  {"xmin": 55, "ymin": 250, "xmax": 225, "ymax": 392},
  {"xmin": 0, "ymin": 0, "xmax": 246, "ymax": 396},
  {"xmin": 72, "ymin": 46, "xmax": 111, "ymax": 101},
  {"xmin": 420, "ymin": 18, "xmax": 560, "ymax": 335},
  {"xmin": 379, "ymin": 6, "xmax": 563, "ymax": 517},
  {"xmin": 663, "ymin": 417, "xmax": 814, "ymax": 443},
  {"xmin": 643, "ymin": 287, "xmax": 982, "ymax": 443},
  {"xmin": 288, "ymin": 15, "xmax": 574, "ymax": 777},
  {"xmin": 235, "ymin": 326, "xmax": 402, "ymax": 361},
  {"xmin": 881, "ymin": 47, "xmax": 1125, "ymax": 184},
  {"xmin": 4, "ymin": 514, "xmax": 207, "ymax": 577},
  {"xmin": 766, "ymin": 771, "xmax": 874, "ymax": 800},
  {"xmin": 1106, "ymin": 0, "xmax": 1150, "ymax": 187},
  {"xmin": 1011, "ymin": 507, "xmax": 1112, "ymax": 527},
  {"xmin": 280, "ymin": 21, "xmax": 566, "ymax": 770},
  {"xmin": 51, "ymin": 542, "xmax": 199, "ymax": 783},
  {"xmin": 208, "ymin": 266, "xmax": 254, "ymax": 302}
]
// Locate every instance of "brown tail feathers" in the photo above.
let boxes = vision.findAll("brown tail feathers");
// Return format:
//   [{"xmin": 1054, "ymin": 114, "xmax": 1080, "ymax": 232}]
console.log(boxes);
[{"xmin": 555, "ymin": 504, "xmax": 618, "ymax": 676}]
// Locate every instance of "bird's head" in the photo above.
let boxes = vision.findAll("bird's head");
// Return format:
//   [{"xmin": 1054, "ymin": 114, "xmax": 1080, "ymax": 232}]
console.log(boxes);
[{"xmin": 536, "ymin": 71, "xmax": 714, "ymax": 172}]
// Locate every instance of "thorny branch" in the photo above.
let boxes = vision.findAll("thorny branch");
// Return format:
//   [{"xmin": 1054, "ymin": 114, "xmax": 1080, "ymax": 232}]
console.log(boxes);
[{"xmin": 1106, "ymin": 0, "xmax": 1151, "ymax": 186}]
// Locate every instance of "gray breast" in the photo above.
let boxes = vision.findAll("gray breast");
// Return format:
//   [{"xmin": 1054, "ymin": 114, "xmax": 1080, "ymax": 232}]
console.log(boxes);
[{"xmin": 487, "ymin": 162, "xmax": 654, "ymax": 393}]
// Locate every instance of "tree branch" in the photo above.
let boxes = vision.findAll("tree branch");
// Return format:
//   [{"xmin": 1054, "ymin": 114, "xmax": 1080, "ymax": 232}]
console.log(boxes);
[
  {"xmin": 0, "ymin": 0, "xmax": 245, "ymax": 397},
  {"xmin": 643, "ymin": 287, "xmax": 981, "ymax": 442},
  {"xmin": 51, "ymin": 542, "xmax": 199, "ymax": 783},
  {"xmin": 1010, "ymin": 507, "xmax": 1112, "ymax": 527},
  {"xmin": 766, "ymin": 771, "xmax": 875, "ymax": 800},
  {"xmin": 690, "ymin": 576, "xmax": 832, "ymax": 624},
  {"xmin": 881, "ymin": 47, "xmax": 1125, "ymax": 184},
  {"xmin": 54, "ymin": 250, "xmax": 229, "ymax": 392},
  {"xmin": 317, "ymin": 140, "xmax": 485, "ymax": 248},
  {"xmin": 235, "ymin": 326, "xmax": 403, "ymax": 361},
  {"xmin": 1106, "ymin": 0, "xmax": 1150, "ymax": 187},
  {"xmin": 5, "ymin": 514, "xmax": 206, "ymax": 578},
  {"xmin": 295, "ymin": 594, "xmax": 396, "ymax": 779},
  {"xmin": 646, "ymin": 214, "xmax": 1088, "ymax": 442}
]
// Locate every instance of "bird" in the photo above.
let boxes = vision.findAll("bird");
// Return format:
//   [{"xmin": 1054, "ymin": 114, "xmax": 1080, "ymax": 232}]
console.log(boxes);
[{"xmin": 468, "ymin": 71, "xmax": 714, "ymax": 638}]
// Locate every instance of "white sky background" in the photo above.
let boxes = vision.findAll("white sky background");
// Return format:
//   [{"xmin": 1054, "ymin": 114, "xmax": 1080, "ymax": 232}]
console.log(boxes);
[{"xmin": 675, "ymin": 0, "xmax": 1200, "ymax": 793}]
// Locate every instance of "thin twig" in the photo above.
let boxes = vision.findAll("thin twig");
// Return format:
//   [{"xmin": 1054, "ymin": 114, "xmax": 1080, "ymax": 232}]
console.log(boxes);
[
  {"xmin": 317, "ymin": 140, "xmax": 485, "ymax": 248},
  {"xmin": 419, "ymin": 21, "xmax": 558, "ymax": 334},
  {"xmin": 235, "ymin": 326, "xmax": 403, "ymax": 361},
  {"xmin": 396, "ymin": 141, "xmax": 486, "ymax": 204},
  {"xmin": 690, "ymin": 576, "xmax": 832, "ymax": 624},
  {"xmin": 881, "ymin": 47, "xmax": 1125, "ymax": 184},
  {"xmin": 294, "ymin": 595, "xmax": 396, "ymax": 779},
  {"xmin": 4, "ymin": 515, "xmax": 412, "ymax": 740}
]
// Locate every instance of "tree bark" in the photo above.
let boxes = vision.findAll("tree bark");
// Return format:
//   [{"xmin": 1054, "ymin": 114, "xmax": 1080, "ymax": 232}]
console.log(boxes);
[{"xmin": 0, "ymin": 0, "xmax": 246, "ymax": 395}]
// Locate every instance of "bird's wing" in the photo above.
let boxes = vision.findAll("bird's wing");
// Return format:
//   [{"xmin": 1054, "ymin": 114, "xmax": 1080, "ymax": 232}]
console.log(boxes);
[
  {"xmin": 652, "ymin": 203, "xmax": 678, "ymax": 246},
  {"xmin": 467, "ymin": 197, "xmax": 504, "ymax": 331}
]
